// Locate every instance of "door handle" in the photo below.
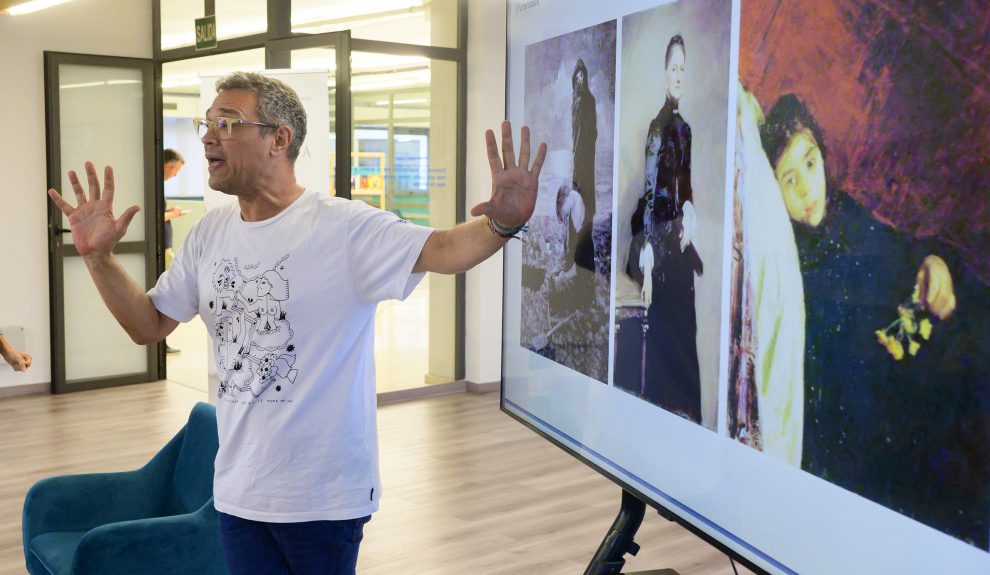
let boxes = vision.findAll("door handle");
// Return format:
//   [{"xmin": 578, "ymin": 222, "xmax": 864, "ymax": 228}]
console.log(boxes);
[{"xmin": 53, "ymin": 225, "xmax": 71, "ymax": 234}]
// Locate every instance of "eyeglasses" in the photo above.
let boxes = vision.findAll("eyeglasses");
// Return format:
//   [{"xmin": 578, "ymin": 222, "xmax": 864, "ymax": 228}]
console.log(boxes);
[{"xmin": 192, "ymin": 117, "xmax": 278, "ymax": 139}]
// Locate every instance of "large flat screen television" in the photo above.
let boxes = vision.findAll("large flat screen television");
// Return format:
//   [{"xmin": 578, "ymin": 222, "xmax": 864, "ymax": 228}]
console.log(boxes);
[{"xmin": 500, "ymin": 1, "xmax": 990, "ymax": 572}]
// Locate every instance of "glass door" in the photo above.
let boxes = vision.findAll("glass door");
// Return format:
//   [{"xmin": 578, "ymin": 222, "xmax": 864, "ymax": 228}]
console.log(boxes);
[
  {"xmin": 267, "ymin": 33, "xmax": 460, "ymax": 393},
  {"xmin": 160, "ymin": 48, "xmax": 268, "ymax": 393},
  {"xmin": 350, "ymin": 52, "xmax": 459, "ymax": 390},
  {"xmin": 45, "ymin": 52, "xmax": 159, "ymax": 393},
  {"xmin": 267, "ymin": 32, "xmax": 349, "ymax": 198}
]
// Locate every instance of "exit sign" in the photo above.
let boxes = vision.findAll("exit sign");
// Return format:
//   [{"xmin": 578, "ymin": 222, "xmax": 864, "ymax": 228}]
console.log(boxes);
[{"xmin": 195, "ymin": 15, "xmax": 217, "ymax": 51}]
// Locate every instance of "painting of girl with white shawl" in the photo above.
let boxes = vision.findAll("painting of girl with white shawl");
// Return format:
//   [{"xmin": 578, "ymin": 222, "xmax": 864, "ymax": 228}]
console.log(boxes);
[
  {"xmin": 726, "ymin": 85, "xmax": 805, "ymax": 466},
  {"xmin": 730, "ymin": 0, "xmax": 990, "ymax": 548}
]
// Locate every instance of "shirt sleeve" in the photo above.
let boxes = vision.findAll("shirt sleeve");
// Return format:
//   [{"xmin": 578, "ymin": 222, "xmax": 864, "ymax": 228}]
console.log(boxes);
[
  {"xmin": 148, "ymin": 217, "xmax": 202, "ymax": 322},
  {"xmin": 346, "ymin": 201, "xmax": 435, "ymax": 304}
]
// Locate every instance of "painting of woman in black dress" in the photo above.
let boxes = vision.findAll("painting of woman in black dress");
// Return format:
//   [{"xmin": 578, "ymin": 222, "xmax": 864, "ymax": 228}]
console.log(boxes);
[
  {"xmin": 613, "ymin": 0, "xmax": 731, "ymax": 430},
  {"xmin": 624, "ymin": 35, "xmax": 703, "ymax": 422}
]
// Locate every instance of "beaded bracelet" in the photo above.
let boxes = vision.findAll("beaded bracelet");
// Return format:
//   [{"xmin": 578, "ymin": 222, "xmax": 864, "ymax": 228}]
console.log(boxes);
[{"xmin": 487, "ymin": 216, "xmax": 528, "ymax": 240}]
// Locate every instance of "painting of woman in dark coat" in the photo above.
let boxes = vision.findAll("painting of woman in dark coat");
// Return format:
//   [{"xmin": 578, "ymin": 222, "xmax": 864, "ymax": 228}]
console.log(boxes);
[
  {"xmin": 571, "ymin": 57, "xmax": 597, "ymax": 274},
  {"xmin": 626, "ymin": 35, "xmax": 703, "ymax": 422},
  {"xmin": 519, "ymin": 20, "xmax": 615, "ymax": 384},
  {"xmin": 757, "ymin": 93, "xmax": 990, "ymax": 548},
  {"xmin": 728, "ymin": 0, "xmax": 990, "ymax": 548},
  {"xmin": 548, "ymin": 57, "xmax": 598, "ymax": 330}
]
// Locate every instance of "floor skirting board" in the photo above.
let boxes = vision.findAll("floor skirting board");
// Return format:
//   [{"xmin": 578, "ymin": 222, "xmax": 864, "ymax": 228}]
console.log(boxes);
[
  {"xmin": 377, "ymin": 380, "xmax": 499, "ymax": 406},
  {"xmin": 0, "ymin": 381, "xmax": 49, "ymax": 399},
  {"xmin": 2, "ymin": 379, "xmax": 501, "ymax": 404}
]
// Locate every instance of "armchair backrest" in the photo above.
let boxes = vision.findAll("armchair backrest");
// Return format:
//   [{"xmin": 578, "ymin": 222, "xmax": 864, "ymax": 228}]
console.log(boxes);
[{"xmin": 168, "ymin": 402, "xmax": 219, "ymax": 515}]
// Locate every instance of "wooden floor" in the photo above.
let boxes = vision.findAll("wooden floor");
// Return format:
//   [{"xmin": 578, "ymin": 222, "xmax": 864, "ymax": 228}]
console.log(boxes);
[{"xmin": 0, "ymin": 382, "xmax": 754, "ymax": 574}]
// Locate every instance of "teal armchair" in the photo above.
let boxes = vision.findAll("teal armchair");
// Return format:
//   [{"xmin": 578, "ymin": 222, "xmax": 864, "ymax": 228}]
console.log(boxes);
[{"xmin": 22, "ymin": 402, "xmax": 228, "ymax": 575}]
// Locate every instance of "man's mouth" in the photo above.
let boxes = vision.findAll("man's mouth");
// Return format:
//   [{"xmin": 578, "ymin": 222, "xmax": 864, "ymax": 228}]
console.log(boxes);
[{"xmin": 206, "ymin": 155, "xmax": 226, "ymax": 172}]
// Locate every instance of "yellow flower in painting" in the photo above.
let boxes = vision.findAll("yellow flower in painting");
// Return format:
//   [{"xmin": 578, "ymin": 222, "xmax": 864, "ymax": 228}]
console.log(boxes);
[
  {"xmin": 911, "ymin": 284, "xmax": 921, "ymax": 305},
  {"xmin": 903, "ymin": 315, "xmax": 917, "ymax": 334},
  {"xmin": 875, "ymin": 330, "xmax": 889, "ymax": 345},
  {"xmin": 885, "ymin": 337, "xmax": 905, "ymax": 361},
  {"xmin": 909, "ymin": 340, "xmax": 921, "ymax": 356},
  {"xmin": 898, "ymin": 305, "xmax": 911, "ymax": 319},
  {"xmin": 919, "ymin": 318, "xmax": 933, "ymax": 340}
]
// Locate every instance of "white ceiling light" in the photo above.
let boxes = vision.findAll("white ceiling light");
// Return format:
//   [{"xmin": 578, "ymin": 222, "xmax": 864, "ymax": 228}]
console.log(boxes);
[
  {"xmin": 60, "ymin": 79, "xmax": 141, "ymax": 90},
  {"xmin": 1, "ymin": 0, "xmax": 72, "ymax": 15},
  {"xmin": 293, "ymin": 0, "xmax": 424, "ymax": 27},
  {"xmin": 375, "ymin": 98, "xmax": 428, "ymax": 106},
  {"xmin": 162, "ymin": 77, "xmax": 202, "ymax": 90},
  {"xmin": 352, "ymin": 78, "xmax": 417, "ymax": 92}
]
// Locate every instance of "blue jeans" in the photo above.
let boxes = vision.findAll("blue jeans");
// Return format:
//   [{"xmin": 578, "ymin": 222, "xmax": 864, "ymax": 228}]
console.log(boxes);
[{"xmin": 217, "ymin": 512, "xmax": 370, "ymax": 575}]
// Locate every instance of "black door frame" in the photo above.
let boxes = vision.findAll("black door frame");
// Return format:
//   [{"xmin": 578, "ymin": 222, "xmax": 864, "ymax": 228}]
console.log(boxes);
[{"xmin": 44, "ymin": 51, "xmax": 160, "ymax": 393}]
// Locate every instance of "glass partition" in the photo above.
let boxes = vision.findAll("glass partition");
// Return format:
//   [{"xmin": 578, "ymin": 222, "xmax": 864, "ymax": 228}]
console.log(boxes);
[
  {"xmin": 59, "ymin": 65, "xmax": 148, "ymax": 244},
  {"xmin": 287, "ymin": 47, "xmax": 339, "ymax": 195},
  {"xmin": 162, "ymin": 49, "xmax": 266, "ymax": 201},
  {"xmin": 154, "ymin": 2, "xmax": 464, "ymax": 394},
  {"xmin": 216, "ymin": 0, "xmax": 267, "ymax": 42},
  {"xmin": 64, "ymin": 254, "xmax": 149, "ymax": 380},
  {"xmin": 160, "ymin": 0, "xmax": 205, "ymax": 51},
  {"xmin": 292, "ymin": 0, "xmax": 459, "ymax": 48},
  {"xmin": 351, "ymin": 52, "xmax": 458, "ymax": 391},
  {"xmin": 161, "ymin": 0, "xmax": 268, "ymax": 50}
]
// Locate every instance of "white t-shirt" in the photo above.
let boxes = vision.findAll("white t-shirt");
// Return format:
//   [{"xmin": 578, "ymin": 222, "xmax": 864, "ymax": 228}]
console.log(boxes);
[{"xmin": 149, "ymin": 189, "xmax": 434, "ymax": 522}]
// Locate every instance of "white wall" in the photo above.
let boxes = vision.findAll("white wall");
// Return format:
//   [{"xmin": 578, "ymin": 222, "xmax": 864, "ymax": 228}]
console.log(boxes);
[
  {"xmin": 0, "ymin": 0, "xmax": 152, "ymax": 391},
  {"xmin": 464, "ymin": 0, "xmax": 507, "ymax": 385}
]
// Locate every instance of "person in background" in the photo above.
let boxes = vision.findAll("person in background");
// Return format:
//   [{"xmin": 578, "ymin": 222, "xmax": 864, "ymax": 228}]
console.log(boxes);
[
  {"xmin": 0, "ymin": 329, "xmax": 32, "ymax": 372},
  {"xmin": 162, "ymin": 148, "xmax": 186, "ymax": 354}
]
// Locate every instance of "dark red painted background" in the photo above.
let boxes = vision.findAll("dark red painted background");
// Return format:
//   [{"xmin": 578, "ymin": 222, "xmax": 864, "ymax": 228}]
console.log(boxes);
[{"xmin": 741, "ymin": 0, "xmax": 989, "ymax": 282}]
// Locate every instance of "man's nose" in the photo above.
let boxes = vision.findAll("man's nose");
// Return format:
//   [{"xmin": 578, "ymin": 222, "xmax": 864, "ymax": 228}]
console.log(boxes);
[{"xmin": 200, "ymin": 126, "xmax": 220, "ymax": 145}]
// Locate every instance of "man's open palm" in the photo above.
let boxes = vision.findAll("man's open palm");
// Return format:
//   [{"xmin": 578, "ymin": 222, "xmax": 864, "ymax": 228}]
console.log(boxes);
[
  {"xmin": 47, "ymin": 162, "xmax": 140, "ymax": 258},
  {"xmin": 471, "ymin": 121, "xmax": 546, "ymax": 228}
]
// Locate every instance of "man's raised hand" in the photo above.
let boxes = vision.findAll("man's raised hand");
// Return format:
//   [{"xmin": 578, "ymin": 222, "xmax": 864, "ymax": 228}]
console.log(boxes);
[
  {"xmin": 47, "ymin": 162, "xmax": 141, "ymax": 259},
  {"xmin": 470, "ymin": 121, "xmax": 547, "ymax": 229}
]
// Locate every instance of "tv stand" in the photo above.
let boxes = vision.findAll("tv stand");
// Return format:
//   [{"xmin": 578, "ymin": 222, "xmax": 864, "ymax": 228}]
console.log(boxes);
[{"xmin": 584, "ymin": 489, "xmax": 680, "ymax": 575}]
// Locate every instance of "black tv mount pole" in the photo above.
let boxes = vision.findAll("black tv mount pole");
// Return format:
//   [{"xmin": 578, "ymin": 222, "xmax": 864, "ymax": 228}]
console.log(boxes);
[{"xmin": 585, "ymin": 489, "xmax": 680, "ymax": 575}]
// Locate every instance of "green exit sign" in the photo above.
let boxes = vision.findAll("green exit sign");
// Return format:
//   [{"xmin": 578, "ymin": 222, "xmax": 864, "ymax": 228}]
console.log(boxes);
[{"xmin": 195, "ymin": 15, "xmax": 217, "ymax": 51}]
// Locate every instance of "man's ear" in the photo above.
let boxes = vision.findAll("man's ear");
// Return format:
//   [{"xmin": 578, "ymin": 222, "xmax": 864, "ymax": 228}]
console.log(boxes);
[{"xmin": 272, "ymin": 126, "xmax": 294, "ymax": 156}]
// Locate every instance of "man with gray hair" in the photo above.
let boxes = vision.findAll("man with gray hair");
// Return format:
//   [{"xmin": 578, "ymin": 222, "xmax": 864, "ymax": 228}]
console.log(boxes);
[{"xmin": 48, "ymin": 71, "xmax": 545, "ymax": 574}]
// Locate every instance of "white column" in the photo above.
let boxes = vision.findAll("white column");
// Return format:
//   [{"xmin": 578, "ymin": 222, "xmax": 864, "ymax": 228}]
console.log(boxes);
[{"xmin": 464, "ymin": 0, "xmax": 507, "ymax": 385}]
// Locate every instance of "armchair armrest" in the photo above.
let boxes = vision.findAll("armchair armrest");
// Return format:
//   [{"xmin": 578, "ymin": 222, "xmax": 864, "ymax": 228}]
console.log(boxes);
[
  {"xmin": 23, "ymin": 471, "xmax": 164, "ymax": 542},
  {"xmin": 72, "ymin": 501, "xmax": 228, "ymax": 575}
]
